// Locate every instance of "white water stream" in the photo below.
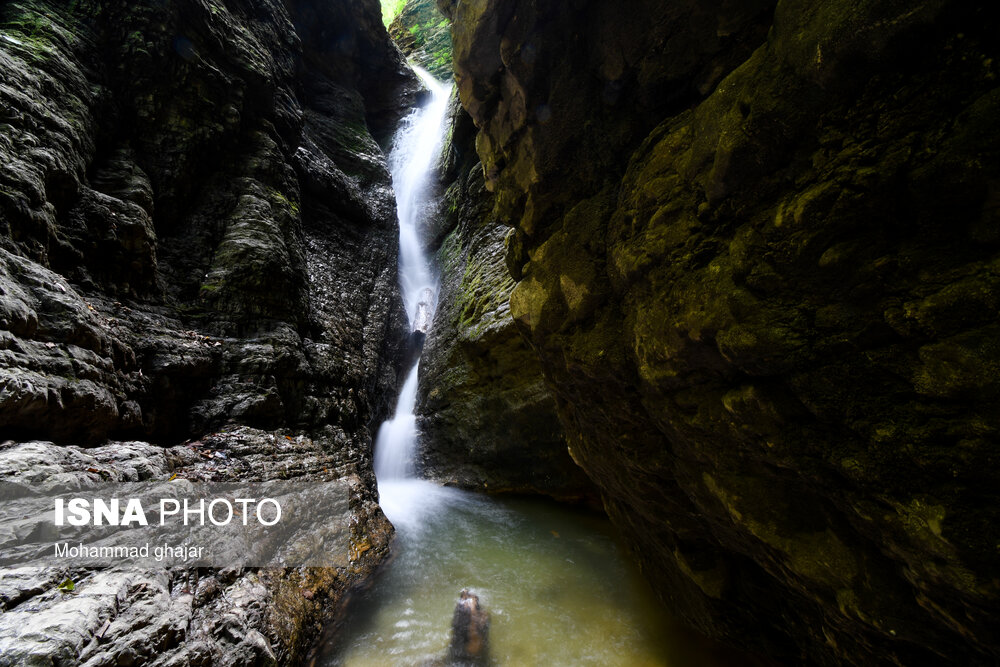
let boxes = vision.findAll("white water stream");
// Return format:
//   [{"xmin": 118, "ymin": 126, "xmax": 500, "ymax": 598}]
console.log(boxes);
[
  {"xmin": 338, "ymin": 67, "xmax": 750, "ymax": 667},
  {"xmin": 373, "ymin": 66, "xmax": 451, "ymax": 484}
]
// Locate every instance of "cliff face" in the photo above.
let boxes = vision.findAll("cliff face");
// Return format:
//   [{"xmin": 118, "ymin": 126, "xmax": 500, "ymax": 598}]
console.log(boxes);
[
  {"xmin": 445, "ymin": 0, "xmax": 1000, "ymax": 663},
  {"xmin": 0, "ymin": 0, "xmax": 415, "ymax": 662},
  {"xmin": 383, "ymin": 0, "xmax": 593, "ymax": 498},
  {"xmin": 0, "ymin": 0, "xmax": 416, "ymax": 447},
  {"xmin": 416, "ymin": 97, "xmax": 595, "ymax": 499},
  {"xmin": 388, "ymin": 0, "xmax": 453, "ymax": 80}
]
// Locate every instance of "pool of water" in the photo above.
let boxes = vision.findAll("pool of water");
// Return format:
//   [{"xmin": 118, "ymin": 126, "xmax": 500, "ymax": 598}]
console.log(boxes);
[{"xmin": 323, "ymin": 480, "xmax": 752, "ymax": 666}]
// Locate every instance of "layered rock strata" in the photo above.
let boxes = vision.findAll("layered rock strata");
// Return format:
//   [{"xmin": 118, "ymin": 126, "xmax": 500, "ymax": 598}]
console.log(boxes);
[{"xmin": 0, "ymin": 0, "xmax": 416, "ymax": 662}]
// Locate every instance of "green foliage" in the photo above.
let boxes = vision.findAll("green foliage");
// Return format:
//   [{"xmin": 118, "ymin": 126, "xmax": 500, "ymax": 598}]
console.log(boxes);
[
  {"xmin": 379, "ymin": 0, "xmax": 406, "ymax": 27},
  {"xmin": 408, "ymin": 22, "xmax": 426, "ymax": 45},
  {"xmin": 57, "ymin": 578, "xmax": 75, "ymax": 593}
]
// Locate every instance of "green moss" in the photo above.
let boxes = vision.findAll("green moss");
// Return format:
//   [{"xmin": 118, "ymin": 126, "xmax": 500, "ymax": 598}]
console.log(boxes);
[
  {"xmin": 334, "ymin": 120, "xmax": 374, "ymax": 154},
  {"xmin": 266, "ymin": 187, "xmax": 300, "ymax": 217},
  {"xmin": 1, "ymin": 9, "xmax": 55, "ymax": 57}
]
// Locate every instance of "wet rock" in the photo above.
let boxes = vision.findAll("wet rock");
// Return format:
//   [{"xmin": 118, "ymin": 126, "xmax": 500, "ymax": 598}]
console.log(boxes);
[
  {"xmin": 0, "ymin": 248, "xmax": 123, "ymax": 445},
  {"xmin": 0, "ymin": 440, "xmax": 167, "ymax": 495},
  {"xmin": 416, "ymin": 98, "xmax": 595, "ymax": 500},
  {"xmin": 0, "ymin": 427, "xmax": 394, "ymax": 666},
  {"xmin": 448, "ymin": 589, "xmax": 489, "ymax": 666},
  {"xmin": 413, "ymin": 286, "xmax": 436, "ymax": 333},
  {"xmin": 0, "ymin": 0, "xmax": 415, "ymax": 663},
  {"xmin": 389, "ymin": 0, "xmax": 454, "ymax": 81},
  {"xmin": 0, "ymin": 0, "xmax": 415, "ymax": 449},
  {"xmin": 449, "ymin": 0, "xmax": 1000, "ymax": 664}
]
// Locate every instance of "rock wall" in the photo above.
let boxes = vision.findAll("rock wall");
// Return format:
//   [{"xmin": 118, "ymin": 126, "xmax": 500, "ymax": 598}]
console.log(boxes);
[
  {"xmin": 0, "ymin": 0, "xmax": 416, "ymax": 662},
  {"xmin": 0, "ymin": 431, "xmax": 392, "ymax": 665},
  {"xmin": 385, "ymin": 0, "xmax": 592, "ymax": 499},
  {"xmin": 388, "ymin": 0, "xmax": 453, "ymax": 80},
  {"xmin": 416, "ymin": 97, "xmax": 594, "ymax": 499},
  {"xmin": 444, "ymin": 0, "xmax": 1000, "ymax": 663}
]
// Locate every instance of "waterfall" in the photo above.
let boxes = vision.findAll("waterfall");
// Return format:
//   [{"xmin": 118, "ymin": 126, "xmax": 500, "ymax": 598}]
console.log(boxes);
[{"xmin": 373, "ymin": 67, "xmax": 452, "ymax": 483}]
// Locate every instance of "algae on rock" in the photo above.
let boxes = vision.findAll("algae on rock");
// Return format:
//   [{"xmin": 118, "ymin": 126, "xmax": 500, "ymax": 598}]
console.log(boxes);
[
  {"xmin": 412, "ymin": 93, "xmax": 594, "ymax": 499},
  {"xmin": 446, "ymin": 0, "xmax": 1000, "ymax": 663}
]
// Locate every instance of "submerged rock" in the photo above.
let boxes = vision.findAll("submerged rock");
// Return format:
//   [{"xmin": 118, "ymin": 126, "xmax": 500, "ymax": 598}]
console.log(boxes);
[
  {"xmin": 447, "ymin": 0, "xmax": 1000, "ymax": 664},
  {"xmin": 448, "ymin": 589, "xmax": 490, "ymax": 666}
]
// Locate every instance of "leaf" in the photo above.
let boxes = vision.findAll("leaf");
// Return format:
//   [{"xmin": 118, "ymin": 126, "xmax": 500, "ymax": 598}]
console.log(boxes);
[
  {"xmin": 58, "ymin": 578, "xmax": 75, "ymax": 592},
  {"xmin": 168, "ymin": 473, "xmax": 177, "ymax": 481}
]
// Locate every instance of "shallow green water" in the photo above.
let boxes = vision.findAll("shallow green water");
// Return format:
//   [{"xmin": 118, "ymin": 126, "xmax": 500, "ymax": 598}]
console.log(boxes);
[{"xmin": 324, "ymin": 480, "xmax": 747, "ymax": 666}]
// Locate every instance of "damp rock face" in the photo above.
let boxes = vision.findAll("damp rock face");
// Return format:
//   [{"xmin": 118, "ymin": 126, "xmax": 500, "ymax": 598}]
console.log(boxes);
[
  {"xmin": 0, "ymin": 431, "xmax": 393, "ymax": 666},
  {"xmin": 0, "ymin": 0, "xmax": 415, "ymax": 663},
  {"xmin": 389, "ymin": 0, "xmax": 453, "ymax": 81},
  {"xmin": 0, "ymin": 0, "xmax": 417, "ymax": 447},
  {"xmin": 415, "ymin": 95, "xmax": 596, "ymax": 500},
  {"xmin": 446, "ymin": 0, "xmax": 1000, "ymax": 664},
  {"xmin": 383, "ymin": 0, "xmax": 593, "ymax": 499}
]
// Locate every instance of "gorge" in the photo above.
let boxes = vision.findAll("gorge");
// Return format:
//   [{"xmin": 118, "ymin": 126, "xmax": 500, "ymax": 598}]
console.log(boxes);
[{"xmin": 1, "ymin": 0, "xmax": 999, "ymax": 665}]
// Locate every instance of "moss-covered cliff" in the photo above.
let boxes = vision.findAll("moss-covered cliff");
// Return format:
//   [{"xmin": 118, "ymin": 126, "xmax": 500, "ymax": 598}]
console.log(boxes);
[
  {"xmin": 0, "ymin": 0, "xmax": 416, "ymax": 662},
  {"xmin": 444, "ymin": 0, "xmax": 1000, "ymax": 663},
  {"xmin": 388, "ymin": 0, "xmax": 453, "ymax": 80},
  {"xmin": 416, "ymin": 96, "xmax": 595, "ymax": 499}
]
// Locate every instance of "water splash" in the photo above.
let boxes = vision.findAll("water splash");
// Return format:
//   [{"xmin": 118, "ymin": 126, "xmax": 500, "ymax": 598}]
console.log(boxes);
[
  {"xmin": 373, "ymin": 363, "xmax": 420, "ymax": 480},
  {"xmin": 374, "ymin": 67, "xmax": 452, "ymax": 483}
]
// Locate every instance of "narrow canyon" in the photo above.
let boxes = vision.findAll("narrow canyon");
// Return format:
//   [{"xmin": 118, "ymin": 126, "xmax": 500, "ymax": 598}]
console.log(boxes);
[{"xmin": 0, "ymin": 0, "xmax": 997, "ymax": 665}]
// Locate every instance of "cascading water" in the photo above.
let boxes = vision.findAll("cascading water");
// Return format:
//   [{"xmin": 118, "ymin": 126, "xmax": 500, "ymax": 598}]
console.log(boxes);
[
  {"xmin": 373, "ymin": 67, "xmax": 451, "ymax": 485},
  {"xmin": 327, "ymin": 65, "xmax": 745, "ymax": 667}
]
